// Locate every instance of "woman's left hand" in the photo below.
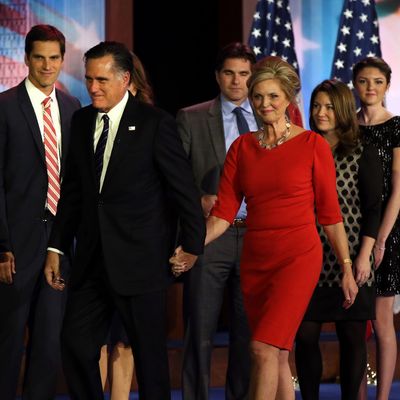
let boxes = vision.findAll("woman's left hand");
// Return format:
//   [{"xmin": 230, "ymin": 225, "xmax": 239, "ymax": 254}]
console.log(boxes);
[
  {"xmin": 354, "ymin": 255, "xmax": 371, "ymax": 287},
  {"xmin": 373, "ymin": 242, "xmax": 386, "ymax": 269},
  {"xmin": 341, "ymin": 270, "xmax": 359, "ymax": 309}
]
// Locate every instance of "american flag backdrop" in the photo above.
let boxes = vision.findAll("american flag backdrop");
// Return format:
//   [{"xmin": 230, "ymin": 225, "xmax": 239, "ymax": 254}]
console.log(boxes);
[
  {"xmin": 0, "ymin": 0, "xmax": 105, "ymax": 105},
  {"xmin": 248, "ymin": 0, "xmax": 303, "ymax": 126},
  {"xmin": 248, "ymin": 0, "xmax": 299, "ymax": 74},
  {"xmin": 331, "ymin": 0, "xmax": 381, "ymax": 89}
]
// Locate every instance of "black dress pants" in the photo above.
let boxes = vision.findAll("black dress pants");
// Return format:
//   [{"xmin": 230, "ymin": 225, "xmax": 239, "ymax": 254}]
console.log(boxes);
[{"xmin": 61, "ymin": 258, "xmax": 170, "ymax": 400}]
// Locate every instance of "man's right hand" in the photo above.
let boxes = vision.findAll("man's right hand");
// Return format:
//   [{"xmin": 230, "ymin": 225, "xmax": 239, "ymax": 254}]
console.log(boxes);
[
  {"xmin": 201, "ymin": 194, "xmax": 218, "ymax": 218},
  {"xmin": 0, "ymin": 251, "xmax": 16, "ymax": 284},
  {"xmin": 44, "ymin": 251, "xmax": 65, "ymax": 291}
]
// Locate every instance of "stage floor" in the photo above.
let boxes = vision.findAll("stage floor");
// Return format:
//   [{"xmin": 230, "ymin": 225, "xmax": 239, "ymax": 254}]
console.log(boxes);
[{"xmin": 18, "ymin": 382, "xmax": 399, "ymax": 400}]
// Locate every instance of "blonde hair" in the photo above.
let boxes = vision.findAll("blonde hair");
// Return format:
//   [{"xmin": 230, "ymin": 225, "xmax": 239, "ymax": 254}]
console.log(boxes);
[{"xmin": 248, "ymin": 57, "xmax": 300, "ymax": 103}]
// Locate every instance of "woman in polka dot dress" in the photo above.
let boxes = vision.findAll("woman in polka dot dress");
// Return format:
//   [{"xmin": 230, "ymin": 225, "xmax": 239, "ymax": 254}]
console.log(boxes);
[{"xmin": 295, "ymin": 80, "xmax": 383, "ymax": 400}]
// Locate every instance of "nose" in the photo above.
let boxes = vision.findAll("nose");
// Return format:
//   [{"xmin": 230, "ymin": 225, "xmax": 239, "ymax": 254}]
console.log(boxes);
[
  {"xmin": 43, "ymin": 59, "xmax": 50, "ymax": 70},
  {"xmin": 232, "ymin": 73, "xmax": 240, "ymax": 84},
  {"xmin": 261, "ymin": 97, "xmax": 270, "ymax": 108},
  {"xmin": 87, "ymin": 80, "xmax": 98, "ymax": 93}
]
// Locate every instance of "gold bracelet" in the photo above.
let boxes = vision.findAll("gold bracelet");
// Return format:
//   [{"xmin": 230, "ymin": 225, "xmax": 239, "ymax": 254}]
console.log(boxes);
[{"xmin": 341, "ymin": 258, "xmax": 352, "ymax": 266}]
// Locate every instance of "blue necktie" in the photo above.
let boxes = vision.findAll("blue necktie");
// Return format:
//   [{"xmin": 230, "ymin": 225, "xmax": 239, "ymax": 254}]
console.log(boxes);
[
  {"xmin": 233, "ymin": 107, "xmax": 250, "ymax": 135},
  {"xmin": 94, "ymin": 114, "xmax": 109, "ymax": 185}
]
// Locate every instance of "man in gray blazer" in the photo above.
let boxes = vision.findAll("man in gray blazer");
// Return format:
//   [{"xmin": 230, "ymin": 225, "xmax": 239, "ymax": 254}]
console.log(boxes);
[
  {"xmin": 0, "ymin": 25, "xmax": 80, "ymax": 399},
  {"xmin": 177, "ymin": 42, "xmax": 258, "ymax": 400}
]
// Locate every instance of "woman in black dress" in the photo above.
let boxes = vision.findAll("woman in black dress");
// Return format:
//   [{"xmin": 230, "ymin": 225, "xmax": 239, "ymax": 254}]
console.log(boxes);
[
  {"xmin": 295, "ymin": 80, "xmax": 383, "ymax": 400},
  {"xmin": 353, "ymin": 57, "xmax": 400, "ymax": 400}
]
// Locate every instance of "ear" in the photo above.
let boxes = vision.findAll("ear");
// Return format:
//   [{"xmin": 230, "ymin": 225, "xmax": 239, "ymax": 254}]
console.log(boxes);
[
  {"xmin": 24, "ymin": 53, "xmax": 29, "ymax": 67},
  {"xmin": 215, "ymin": 70, "xmax": 220, "ymax": 86},
  {"xmin": 123, "ymin": 71, "xmax": 131, "ymax": 86}
]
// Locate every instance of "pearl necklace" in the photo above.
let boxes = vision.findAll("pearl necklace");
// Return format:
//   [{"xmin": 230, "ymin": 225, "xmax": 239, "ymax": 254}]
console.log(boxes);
[{"xmin": 258, "ymin": 121, "xmax": 291, "ymax": 150}]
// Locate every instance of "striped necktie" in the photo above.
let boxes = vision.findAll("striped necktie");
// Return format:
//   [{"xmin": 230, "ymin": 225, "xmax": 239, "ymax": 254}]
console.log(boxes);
[
  {"xmin": 94, "ymin": 114, "xmax": 110, "ymax": 186},
  {"xmin": 42, "ymin": 97, "xmax": 60, "ymax": 216}
]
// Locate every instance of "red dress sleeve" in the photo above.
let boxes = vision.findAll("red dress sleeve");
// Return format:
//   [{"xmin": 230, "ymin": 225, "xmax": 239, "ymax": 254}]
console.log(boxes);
[
  {"xmin": 210, "ymin": 137, "xmax": 244, "ymax": 223},
  {"xmin": 313, "ymin": 134, "xmax": 343, "ymax": 225}
]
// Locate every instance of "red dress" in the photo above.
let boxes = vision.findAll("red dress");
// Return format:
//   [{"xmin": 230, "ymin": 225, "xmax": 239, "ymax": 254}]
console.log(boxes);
[{"xmin": 211, "ymin": 131, "xmax": 342, "ymax": 350}]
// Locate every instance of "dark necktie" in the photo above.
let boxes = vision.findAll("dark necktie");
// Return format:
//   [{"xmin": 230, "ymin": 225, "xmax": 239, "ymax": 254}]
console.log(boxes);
[
  {"xmin": 233, "ymin": 107, "xmax": 250, "ymax": 135},
  {"xmin": 94, "ymin": 114, "xmax": 109, "ymax": 185}
]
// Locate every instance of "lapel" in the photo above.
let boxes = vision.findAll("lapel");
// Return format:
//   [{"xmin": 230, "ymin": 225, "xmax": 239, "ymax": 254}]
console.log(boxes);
[
  {"xmin": 84, "ymin": 107, "xmax": 98, "ymax": 183},
  {"xmin": 17, "ymin": 82, "xmax": 45, "ymax": 164},
  {"xmin": 206, "ymin": 96, "xmax": 226, "ymax": 167},
  {"xmin": 56, "ymin": 89, "xmax": 70, "ymax": 176},
  {"xmin": 101, "ymin": 94, "xmax": 139, "ymax": 189}
]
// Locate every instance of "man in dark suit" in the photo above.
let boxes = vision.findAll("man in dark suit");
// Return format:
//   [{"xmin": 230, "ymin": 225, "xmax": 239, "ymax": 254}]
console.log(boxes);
[
  {"xmin": 0, "ymin": 25, "xmax": 80, "ymax": 399},
  {"xmin": 44, "ymin": 41, "xmax": 205, "ymax": 399},
  {"xmin": 176, "ymin": 42, "xmax": 258, "ymax": 400}
]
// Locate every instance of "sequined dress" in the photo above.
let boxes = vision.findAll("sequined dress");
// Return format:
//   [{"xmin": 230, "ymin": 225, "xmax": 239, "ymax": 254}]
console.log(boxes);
[
  {"xmin": 303, "ymin": 143, "xmax": 382, "ymax": 321},
  {"xmin": 361, "ymin": 116, "xmax": 400, "ymax": 296}
]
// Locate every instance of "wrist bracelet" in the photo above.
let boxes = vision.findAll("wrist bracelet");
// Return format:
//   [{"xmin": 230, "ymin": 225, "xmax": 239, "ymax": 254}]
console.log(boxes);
[{"xmin": 341, "ymin": 258, "xmax": 353, "ymax": 266}]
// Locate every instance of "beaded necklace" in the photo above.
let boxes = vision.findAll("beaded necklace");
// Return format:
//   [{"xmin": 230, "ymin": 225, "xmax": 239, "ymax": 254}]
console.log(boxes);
[{"xmin": 258, "ymin": 121, "xmax": 291, "ymax": 150}]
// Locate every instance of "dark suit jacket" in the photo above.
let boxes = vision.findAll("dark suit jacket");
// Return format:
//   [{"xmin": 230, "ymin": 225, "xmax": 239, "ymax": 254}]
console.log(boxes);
[
  {"xmin": 0, "ymin": 81, "xmax": 80, "ymax": 269},
  {"xmin": 49, "ymin": 93, "xmax": 205, "ymax": 296}
]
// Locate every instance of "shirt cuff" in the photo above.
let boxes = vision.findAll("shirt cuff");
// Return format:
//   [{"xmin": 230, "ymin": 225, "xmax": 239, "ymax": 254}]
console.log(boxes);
[{"xmin": 47, "ymin": 247, "xmax": 64, "ymax": 256}]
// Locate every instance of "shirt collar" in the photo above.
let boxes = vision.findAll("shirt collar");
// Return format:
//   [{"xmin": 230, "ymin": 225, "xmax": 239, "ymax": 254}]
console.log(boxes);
[
  {"xmin": 96, "ymin": 91, "xmax": 129, "ymax": 125},
  {"xmin": 220, "ymin": 94, "xmax": 253, "ymax": 116},
  {"xmin": 25, "ymin": 77, "xmax": 57, "ymax": 104}
]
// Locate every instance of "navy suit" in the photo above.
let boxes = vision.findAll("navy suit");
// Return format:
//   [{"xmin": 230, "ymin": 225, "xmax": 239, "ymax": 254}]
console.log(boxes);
[
  {"xmin": 0, "ymin": 81, "xmax": 80, "ymax": 399},
  {"xmin": 48, "ymin": 93, "xmax": 205, "ymax": 399}
]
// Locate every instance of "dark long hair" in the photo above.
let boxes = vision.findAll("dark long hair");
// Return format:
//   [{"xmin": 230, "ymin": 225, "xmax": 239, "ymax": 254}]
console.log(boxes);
[
  {"xmin": 310, "ymin": 79, "xmax": 359, "ymax": 156},
  {"xmin": 131, "ymin": 52, "xmax": 154, "ymax": 105}
]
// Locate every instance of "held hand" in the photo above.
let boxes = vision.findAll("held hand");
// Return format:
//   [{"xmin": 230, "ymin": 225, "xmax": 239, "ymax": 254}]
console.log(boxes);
[
  {"xmin": 169, "ymin": 245, "xmax": 198, "ymax": 277},
  {"xmin": 373, "ymin": 243, "xmax": 385, "ymax": 269},
  {"xmin": 0, "ymin": 252, "xmax": 16, "ymax": 284},
  {"xmin": 341, "ymin": 270, "xmax": 359, "ymax": 309},
  {"xmin": 44, "ymin": 251, "xmax": 65, "ymax": 291},
  {"xmin": 354, "ymin": 255, "xmax": 371, "ymax": 287},
  {"xmin": 201, "ymin": 194, "xmax": 218, "ymax": 218}
]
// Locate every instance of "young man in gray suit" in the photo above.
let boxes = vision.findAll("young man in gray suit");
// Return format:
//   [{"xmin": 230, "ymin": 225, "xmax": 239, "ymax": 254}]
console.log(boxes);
[
  {"xmin": 177, "ymin": 42, "xmax": 258, "ymax": 400},
  {"xmin": 0, "ymin": 25, "xmax": 80, "ymax": 399}
]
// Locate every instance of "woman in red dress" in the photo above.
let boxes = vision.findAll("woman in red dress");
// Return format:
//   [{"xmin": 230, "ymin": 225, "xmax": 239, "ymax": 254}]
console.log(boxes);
[{"xmin": 172, "ymin": 58, "xmax": 358, "ymax": 399}]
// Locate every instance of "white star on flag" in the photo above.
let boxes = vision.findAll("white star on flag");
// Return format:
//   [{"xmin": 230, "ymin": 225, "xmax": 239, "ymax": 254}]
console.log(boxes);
[
  {"xmin": 331, "ymin": 0, "xmax": 381, "ymax": 92},
  {"xmin": 338, "ymin": 42, "xmax": 347, "ymax": 53},
  {"xmin": 248, "ymin": 0, "xmax": 300, "ymax": 74}
]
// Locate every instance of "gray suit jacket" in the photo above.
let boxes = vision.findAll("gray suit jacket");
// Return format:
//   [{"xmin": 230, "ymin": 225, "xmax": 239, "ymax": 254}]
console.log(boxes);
[
  {"xmin": 177, "ymin": 96, "xmax": 260, "ymax": 195},
  {"xmin": 176, "ymin": 97, "xmax": 226, "ymax": 195}
]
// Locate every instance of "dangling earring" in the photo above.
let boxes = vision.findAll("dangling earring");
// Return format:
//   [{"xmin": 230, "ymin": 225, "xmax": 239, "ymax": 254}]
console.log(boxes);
[{"xmin": 285, "ymin": 113, "xmax": 291, "ymax": 129}]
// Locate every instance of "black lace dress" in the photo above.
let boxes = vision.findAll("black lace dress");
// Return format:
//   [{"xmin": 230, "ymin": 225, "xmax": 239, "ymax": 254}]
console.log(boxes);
[{"xmin": 361, "ymin": 116, "xmax": 400, "ymax": 296}]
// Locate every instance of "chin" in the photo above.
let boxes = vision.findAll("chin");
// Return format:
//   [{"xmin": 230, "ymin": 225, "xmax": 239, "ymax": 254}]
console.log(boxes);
[{"xmin": 92, "ymin": 101, "xmax": 105, "ymax": 110}]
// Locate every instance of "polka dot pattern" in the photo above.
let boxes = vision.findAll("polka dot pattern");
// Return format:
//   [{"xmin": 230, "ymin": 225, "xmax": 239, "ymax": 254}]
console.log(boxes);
[{"xmin": 317, "ymin": 143, "xmax": 374, "ymax": 288}]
